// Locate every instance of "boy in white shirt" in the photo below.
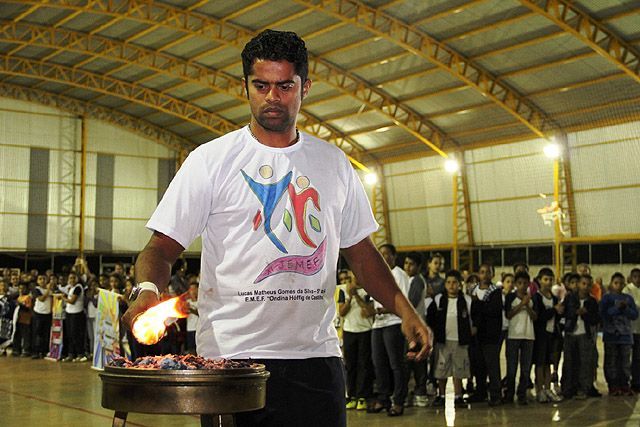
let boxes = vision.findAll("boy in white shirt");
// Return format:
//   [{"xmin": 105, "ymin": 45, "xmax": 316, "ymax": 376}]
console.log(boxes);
[
  {"xmin": 426, "ymin": 270, "xmax": 473, "ymax": 408},
  {"xmin": 185, "ymin": 282, "xmax": 199, "ymax": 354},
  {"xmin": 504, "ymin": 271, "xmax": 538, "ymax": 404}
]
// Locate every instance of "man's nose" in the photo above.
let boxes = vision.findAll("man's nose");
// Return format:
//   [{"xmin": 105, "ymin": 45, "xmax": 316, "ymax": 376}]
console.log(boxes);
[{"xmin": 265, "ymin": 86, "xmax": 280, "ymax": 103}]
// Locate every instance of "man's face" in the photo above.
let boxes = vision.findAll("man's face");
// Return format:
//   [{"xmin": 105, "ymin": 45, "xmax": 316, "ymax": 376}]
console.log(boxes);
[
  {"xmin": 577, "ymin": 264, "xmax": 590, "ymax": 276},
  {"xmin": 67, "ymin": 274, "xmax": 77, "ymax": 286},
  {"xmin": 338, "ymin": 273, "xmax": 351, "ymax": 285},
  {"xmin": 478, "ymin": 265, "xmax": 494, "ymax": 285},
  {"xmin": 245, "ymin": 59, "xmax": 310, "ymax": 133},
  {"xmin": 445, "ymin": 276, "xmax": 460, "ymax": 297},
  {"xmin": 404, "ymin": 258, "xmax": 419, "ymax": 277},
  {"xmin": 631, "ymin": 270, "xmax": 640, "ymax": 287},
  {"xmin": 577, "ymin": 277, "xmax": 591, "ymax": 295},
  {"xmin": 379, "ymin": 247, "xmax": 396, "ymax": 269},
  {"xmin": 37, "ymin": 275, "xmax": 46, "ymax": 286},
  {"xmin": 567, "ymin": 277, "xmax": 578, "ymax": 292},
  {"xmin": 515, "ymin": 278, "xmax": 529, "ymax": 294},
  {"xmin": 538, "ymin": 274, "xmax": 554, "ymax": 290},
  {"xmin": 10, "ymin": 275, "xmax": 19, "ymax": 287},
  {"xmin": 610, "ymin": 277, "xmax": 625, "ymax": 293},
  {"xmin": 428, "ymin": 257, "xmax": 442, "ymax": 274}
]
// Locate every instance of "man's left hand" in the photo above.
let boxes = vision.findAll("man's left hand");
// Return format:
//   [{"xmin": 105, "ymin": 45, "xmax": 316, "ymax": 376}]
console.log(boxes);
[{"xmin": 401, "ymin": 313, "xmax": 432, "ymax": 361}]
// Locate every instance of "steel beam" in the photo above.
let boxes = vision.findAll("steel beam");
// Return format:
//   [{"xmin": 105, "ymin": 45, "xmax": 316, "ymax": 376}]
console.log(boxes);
[
  {"xmin": 0, "ymin": 55, "xmax": 237, "ymax": 136},
  {"xmin": 5, "ymin": 0, "xmax": 451, "ymax": 157},
  {"xmin": 0, "ymin": 22, "xmax": 372, "ymax": 166},
  {"xmin": 521, "ymin": 0, "xmax": 640, "ymax": 85},
  {"xmin": 0, "ymin": 82, "xmax": 193, "ymax": 152},
  {"xmin": 296, "ymin": 0, "xmax": 557, "ymax": 139}
]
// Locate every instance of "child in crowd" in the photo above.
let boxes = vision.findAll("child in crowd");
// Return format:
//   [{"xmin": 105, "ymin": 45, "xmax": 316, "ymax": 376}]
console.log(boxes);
[
  {"xmin": 601, "ymin": 272, "xmax": 638, "ymax": 396},
  {"xmin": 403, "ymin": 252, "xmax": 428, "ymax": 407},
  {"xmin": 338, "ymin": 270, "xmax": 375, "ymax": 411},
  {"xmin": 532, "ymin": 268, "xmax": 563, "ymax": 403},
  {"xmin": 562, "ymin": 274, "xmax": 600, "ymax": 399},
  {"xmin": 425, "ymin": 253, "xmax": 445, "ymax": 297},
  {"xmin": 470, "ymin": 264, "xmax": 504, "ymax": 406},
  {"xmin": 85, "ymin": 279, "xmax": 99, "ymax": 357},
  {"xmin": 623, "ymin": 268, "xmax": 640, "ymax": 392},
  {"xmin": 0, "ymin": 280, "xmax": 14, "ymax": 356},
  {"xmin": 61, "ymin": 272, "xmax": 87, "ymax": 362},
  {"xmin": 427, "ymin": 270, "xmax": 472, "ymax": 408},
  {"xmin": 13, "ymin": 282, "xmax": 33, "ymax": 357},
  {"xmin": 500, "ymin": 274, "xmax": 514, "ymax": 345},
  {"xmin": 186, "ymin": 282, "xmax": 199, "ymax": 355},
  {"xmin": 31, "ymin": 274, "xmax": 53, "ymax": 359},
  {"xmin": 504, "ymin": 271, "xmax": 538, "ymax": 404}
]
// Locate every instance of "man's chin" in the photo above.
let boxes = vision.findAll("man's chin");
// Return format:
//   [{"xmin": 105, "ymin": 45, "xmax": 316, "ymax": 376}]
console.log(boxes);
[{"xmin": 257, "ymin": 116, "xmax": 293, "ymax": 133}]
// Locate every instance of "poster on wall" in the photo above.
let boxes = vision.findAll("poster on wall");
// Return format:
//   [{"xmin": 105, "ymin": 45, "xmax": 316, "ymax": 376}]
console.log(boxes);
[
  {"xmin": 91, "ymin": 289, "xmax": 121, "ymax": 370},
  {"xmin": 45, "ymin": 295, "xmax": 65, "ymax": 361}
]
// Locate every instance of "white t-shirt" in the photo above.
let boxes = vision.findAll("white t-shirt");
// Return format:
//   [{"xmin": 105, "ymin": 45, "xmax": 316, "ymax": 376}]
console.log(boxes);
[
  {"xmin": 33, "ymin": 286, "xmax": 52, "ymax": 315},
  {"xmin": 65, "ymin": 284, "xmax": 84, "ymax": 314},
  {"xmin": 341, "ymin": 288, "xmax": 373, "ymax": 333},
  {"xmin": 445, "ymin": 296, "xmax": 459, "ymax": 341},
  {"xmin": 574, "ymin": 299, "xmax": 586, "ymax": 336},
  {"xmin": 508, "ymin": 296, "xmax": 535, "ymax": 340},
  {"xmin": 147, "ymin": 127, "xmax": 378, "ymax": 359},
  {"xmin": 187, "ymin": 299, "xmax": 199, "ymax": 332},
  {"xmin": 541, "ymin": 293, "xmax": 555, "ymax": 333},
  {"xmin": 372, "ymin": 266, "xmax": 410, "ymax": 329}
]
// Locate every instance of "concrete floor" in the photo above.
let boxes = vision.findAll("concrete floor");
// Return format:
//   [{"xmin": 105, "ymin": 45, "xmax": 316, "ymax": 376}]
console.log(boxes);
[{"xmin": 0, "ymin": 355, "xmax": 638, "ymax": 427}]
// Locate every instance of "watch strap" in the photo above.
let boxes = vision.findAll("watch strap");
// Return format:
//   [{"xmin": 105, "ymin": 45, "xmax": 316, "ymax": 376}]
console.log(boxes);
[{"xmin": 134, "ymin": 281, "xmax": 160, "ymax": 299}]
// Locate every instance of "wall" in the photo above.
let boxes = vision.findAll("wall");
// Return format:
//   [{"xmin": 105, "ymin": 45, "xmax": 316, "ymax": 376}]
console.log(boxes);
[{"xmin": 0, "ymin": 97, "xmax": 177, "ymax": 253}]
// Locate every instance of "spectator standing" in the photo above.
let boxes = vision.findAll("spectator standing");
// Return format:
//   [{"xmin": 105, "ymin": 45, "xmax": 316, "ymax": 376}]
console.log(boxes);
[
  {"xmin": 31, "ymin": 274, "xmax": 53, "ymax": 358},
  {"xmin": 601, "ymin": 272, "xmax": 638, "ymax": 396},
  {"xmin": 623, "ymin": 268, "xmax": 640, "ymax": 392}
]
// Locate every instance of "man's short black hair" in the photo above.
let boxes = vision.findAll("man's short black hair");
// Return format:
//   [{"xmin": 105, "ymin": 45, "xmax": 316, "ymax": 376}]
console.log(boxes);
[
  {"xmin": 445, "ymin": 269, "xmax": 463, "ymax": 283},
  {"xmin": 378, "ymin": 243, "xmax": 397, "ymax": 256},
  {"xmin": 241, "ymin": 29, "xmax": 309, "ymax": 84},
  {"xmin": 405, "ymin": 251, "xmax": 422, "ymax": 266},
  {"xmin": 537, "ymin": 267, "xmax": 554, "ymax": 279}
]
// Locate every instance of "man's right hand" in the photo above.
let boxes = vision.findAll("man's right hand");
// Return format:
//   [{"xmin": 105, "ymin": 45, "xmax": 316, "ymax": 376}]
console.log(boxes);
[{"xmin": 121, "ymin": 291, "xmax": 160, "ymax": 331}]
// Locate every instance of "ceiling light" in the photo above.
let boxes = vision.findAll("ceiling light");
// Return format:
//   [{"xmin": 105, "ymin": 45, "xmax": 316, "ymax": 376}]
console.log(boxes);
[
  {"xmin": 364, "ymin": 172, "xmax": 378, "ymax": 185},
  {"xmin": 375, "ymin": 126, "xmax": 391, "ymax": 133},
  {"xmin": 444, "ymin": 158, "xmax": 460, "ymax": 174},
  {"xmin": 543, "ymin": 142, "xmax": 561, "ymax": 159}
]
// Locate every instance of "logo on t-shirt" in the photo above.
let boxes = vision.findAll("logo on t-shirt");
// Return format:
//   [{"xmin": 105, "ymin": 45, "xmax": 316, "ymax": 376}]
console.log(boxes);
[{"xmin": 241, "ymin": 165, "xmax": 326, "ymax": 283}]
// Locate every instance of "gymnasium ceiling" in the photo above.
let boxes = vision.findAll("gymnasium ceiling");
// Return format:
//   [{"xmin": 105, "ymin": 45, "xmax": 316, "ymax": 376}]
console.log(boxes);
[{"xmin": 0, "ymin": 0, "xmax": 638, "ymax": 169}]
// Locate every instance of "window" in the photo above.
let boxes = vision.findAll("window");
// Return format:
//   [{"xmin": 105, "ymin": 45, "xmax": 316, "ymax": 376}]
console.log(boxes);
[
  {"xmin": 480, "ymin": 248, "xmax": 502, "ymax": 268},
  {"xmin": 622, "ymin": 243, "xmax": 640, "ymax": 264},
  {"xmin": 529, "ymin": 246, "xmax": 553, "ymax": 266},
  {"xmin": 591, "ymin": 244, "xmax": 620, "ymax": 264},
  {"xmin": 576, "ymin": 245, "xmax": 590, "ymax": 264},
  {"xmin": 504, "ymin": 247, "xmax": 527, "ymax": 268}
]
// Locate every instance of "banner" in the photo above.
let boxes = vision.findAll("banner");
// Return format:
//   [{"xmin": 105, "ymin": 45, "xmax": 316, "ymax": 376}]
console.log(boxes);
[
  {"xmin": 92, "ymin": 289, "xmax": 121, "ymax": 370},
  {"xmin": 46, "ymin": 295, "xmax": 65, "ymax": 361}
]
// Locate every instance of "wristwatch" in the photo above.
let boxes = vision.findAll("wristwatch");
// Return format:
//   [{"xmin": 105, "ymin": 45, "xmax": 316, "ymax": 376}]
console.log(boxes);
[{"xmin": 130, "ymin": 281, "xmax": 160, "ymax": 301}]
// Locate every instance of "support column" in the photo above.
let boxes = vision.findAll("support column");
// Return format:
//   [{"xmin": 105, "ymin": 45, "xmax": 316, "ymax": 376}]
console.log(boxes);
[
  {"xmin": 78, "ymin": 115, "xmax": 87, "ymax": 256},
  {"xmin": 451, "ymin": 153, "xmax": 474, "ymax": 271},
  {"xmin": 371, "ymin": 166, "xmax": 391, "ymax": 247}
]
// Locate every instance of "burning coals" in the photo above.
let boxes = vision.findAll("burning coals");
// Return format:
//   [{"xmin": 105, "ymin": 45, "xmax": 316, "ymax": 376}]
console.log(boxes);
[{"xmin": 108, "ymin": 354, "xmax": 257, "ymax": 370}]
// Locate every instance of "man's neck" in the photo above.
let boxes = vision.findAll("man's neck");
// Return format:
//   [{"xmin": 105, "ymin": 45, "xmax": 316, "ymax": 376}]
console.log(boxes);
[{"xmin": 249, "ymin": 121, "xmax": 298, "ymax": 148}]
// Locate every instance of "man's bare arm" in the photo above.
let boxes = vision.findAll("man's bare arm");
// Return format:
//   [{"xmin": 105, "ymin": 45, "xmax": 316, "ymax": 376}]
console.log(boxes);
[
  {"xmin": 121, "ymin": 231, "xmax": 184, "ymax": 329},
  {"xmin": 341, "ymin": 237, "xmax": 431, "ymax": 361}
]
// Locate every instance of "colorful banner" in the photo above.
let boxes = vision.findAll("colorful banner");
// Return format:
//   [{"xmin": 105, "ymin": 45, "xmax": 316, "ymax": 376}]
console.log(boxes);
[
  {"xmin": 46, "ymin": 295, "xmax": 65, "ymax": 361},
  {"xmin": 92, "ymin": 289, "xmax": 121, "ymax": 370}
]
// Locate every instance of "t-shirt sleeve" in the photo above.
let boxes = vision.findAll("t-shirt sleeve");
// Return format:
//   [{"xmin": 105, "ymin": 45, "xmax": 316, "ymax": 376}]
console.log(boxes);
[
  {"xmin": 339, "ymin": 162, "xmax": 379, "ymax": 248},
  {"xmin": 73, "ymin": 286, "xmax": 82, "ymax": 296},
  {"xmin": 337, "ymin": 289, "xmax": 346, "ymax": 304},
  {"xmin": 146, "ymin": 149, "xmax": 214, "ymax": 249}
]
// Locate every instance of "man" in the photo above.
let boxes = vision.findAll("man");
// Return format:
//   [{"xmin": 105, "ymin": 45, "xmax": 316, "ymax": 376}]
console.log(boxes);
[{"xmin": 122, "ymin": 30, "xmax": 430, "ymax": 427}]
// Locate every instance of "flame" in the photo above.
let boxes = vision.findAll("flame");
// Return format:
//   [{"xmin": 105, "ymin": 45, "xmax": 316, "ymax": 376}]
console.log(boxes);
[{"xmin": 132, "ymin": 296, "xmax": 189, "ymax": 345}]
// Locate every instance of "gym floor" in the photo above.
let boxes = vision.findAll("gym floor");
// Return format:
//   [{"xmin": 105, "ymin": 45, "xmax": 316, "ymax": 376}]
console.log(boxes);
[{"xmin": 0, "ymin": 354, "xmax": 637, "ymax": 427}]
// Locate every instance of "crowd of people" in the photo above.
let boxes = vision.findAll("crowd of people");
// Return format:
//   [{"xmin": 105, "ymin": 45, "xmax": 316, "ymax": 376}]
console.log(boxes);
[
  {"xmin": 2, "ymin": 247, "xmax": 639, "ymax": 418},
  {"xmin": 336, "ymin": 244, "xmax": 640, "ymax": 416},
  {"xmin": 0, "ymin": 258, "xmax": 200, "ymax": 362}
]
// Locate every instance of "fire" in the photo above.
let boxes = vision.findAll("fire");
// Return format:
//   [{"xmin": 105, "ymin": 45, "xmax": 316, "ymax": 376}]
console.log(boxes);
[{"xmin": 132, "ymin": 296, "xmax": 189, "ymax": 345}]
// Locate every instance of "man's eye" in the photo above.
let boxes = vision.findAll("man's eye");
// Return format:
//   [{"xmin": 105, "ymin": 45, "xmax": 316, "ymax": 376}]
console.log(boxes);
[{"xmin": 280, "ymin": 84, "xmax": 294, "ymax": 91}]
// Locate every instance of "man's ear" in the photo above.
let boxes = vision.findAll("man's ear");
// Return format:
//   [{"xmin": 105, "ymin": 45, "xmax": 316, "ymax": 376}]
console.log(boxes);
[{"xmin": 302, "ymin": 78, "xmax": 312, "ymax": 99}]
